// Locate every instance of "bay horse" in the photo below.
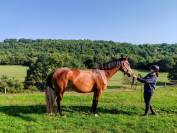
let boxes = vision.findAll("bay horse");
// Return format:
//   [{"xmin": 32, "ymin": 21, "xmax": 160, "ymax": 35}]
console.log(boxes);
[{"xmin": 45, "ymin": 57, "xmax": 134, "ymax": 115}]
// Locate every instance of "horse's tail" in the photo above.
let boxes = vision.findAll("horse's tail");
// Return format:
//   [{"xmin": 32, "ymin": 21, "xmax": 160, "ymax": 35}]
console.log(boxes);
[{"xmin": 45, "ymin": 72, "xmax": 56, "ymax": 114}]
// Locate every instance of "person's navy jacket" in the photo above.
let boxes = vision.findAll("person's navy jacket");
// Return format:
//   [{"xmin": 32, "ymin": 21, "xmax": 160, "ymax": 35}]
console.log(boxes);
[{"xmin": 137, "ymin": 73, "xmax": 157, "ymax": 95}]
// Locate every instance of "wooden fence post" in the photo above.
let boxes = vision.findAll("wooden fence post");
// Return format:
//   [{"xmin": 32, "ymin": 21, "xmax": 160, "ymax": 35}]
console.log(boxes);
[{"xmin": 5, "ymin": 87, "xmax": 7, "ymax": 94}]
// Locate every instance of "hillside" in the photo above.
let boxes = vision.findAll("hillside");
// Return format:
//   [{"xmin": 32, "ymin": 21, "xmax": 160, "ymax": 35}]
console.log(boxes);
[{"xmin": 0, "ymin": 39, "xmax": 177, "ymax": 71}]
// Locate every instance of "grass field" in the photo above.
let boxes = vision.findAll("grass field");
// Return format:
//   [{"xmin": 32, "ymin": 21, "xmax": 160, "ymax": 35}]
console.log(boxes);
[
  {"xmin": 0, "ymin": 87, "xmax": 176, "ymax": 133},
  {"xmin": 0, "ymin": 65, "xmax": 176, "ymax": 132},
  {"xmin": 0, "ymin": 65, "xmax": 28, "ymax": 81}
]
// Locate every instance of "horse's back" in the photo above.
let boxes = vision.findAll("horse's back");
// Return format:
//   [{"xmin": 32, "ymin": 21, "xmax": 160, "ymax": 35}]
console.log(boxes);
[{"xmin": 53, "ymin": 67, "xmax": 71, "ymax": 80}]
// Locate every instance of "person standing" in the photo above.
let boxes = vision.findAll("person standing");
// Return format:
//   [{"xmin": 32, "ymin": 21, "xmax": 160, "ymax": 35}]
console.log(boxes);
[{"xmin": 134, "ymin": 65, "xmax": 159, "ymax": 116}]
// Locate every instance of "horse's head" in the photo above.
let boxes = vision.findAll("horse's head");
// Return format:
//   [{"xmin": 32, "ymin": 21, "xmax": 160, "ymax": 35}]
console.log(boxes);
[{"xmin": 119, "ymin": 56, "xmax": 134, "ymax": 77}]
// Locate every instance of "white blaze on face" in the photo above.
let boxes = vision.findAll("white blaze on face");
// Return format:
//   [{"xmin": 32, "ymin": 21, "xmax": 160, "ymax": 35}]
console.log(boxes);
[{"xmin": 124, "ymin": 61, "xmax": 134, "ymax": 76}]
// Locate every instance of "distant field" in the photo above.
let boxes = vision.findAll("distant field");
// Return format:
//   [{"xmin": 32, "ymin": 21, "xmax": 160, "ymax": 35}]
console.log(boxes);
[{"xmin": 0, "ymin": 65, "xmax": 28, "ymax": 81}]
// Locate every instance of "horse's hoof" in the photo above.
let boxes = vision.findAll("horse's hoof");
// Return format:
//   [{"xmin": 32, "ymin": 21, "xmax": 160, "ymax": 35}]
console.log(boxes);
[
  {"xmin": 60, "ymin": 112, "xmax": 65, "ymax": 116},
  {"xmin": 48, "ymin": 113, "xmax": 53, "ymax": 116},
  {"xmin": 94, "ymin": 114, "xmax": 99, "ymax": 117}
]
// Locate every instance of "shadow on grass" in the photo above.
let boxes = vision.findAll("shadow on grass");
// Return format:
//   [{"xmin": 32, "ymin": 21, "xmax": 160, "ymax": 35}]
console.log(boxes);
[
  {"xmin": 0, "ymin": 105, "xmax": 46, "ymax": 122},
  {"xmin": 0, "ymin": 104, "xmax": 175, "ymax": 121},
  {"xmin": 62, "ymin": 105, "xmax": 140, "ymax": 115},
  {"xmin": 0, "ymin": 104, "xmax": 139, "ymax": 121}
]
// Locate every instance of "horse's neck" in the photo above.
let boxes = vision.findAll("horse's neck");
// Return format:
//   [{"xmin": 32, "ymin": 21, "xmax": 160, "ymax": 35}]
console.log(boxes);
[{"xmin": 104, "ymin": 67, "xmax": 120, "ymax": 80}]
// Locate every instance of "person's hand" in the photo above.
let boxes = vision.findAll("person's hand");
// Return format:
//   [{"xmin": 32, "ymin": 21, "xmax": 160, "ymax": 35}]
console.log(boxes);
[{"xmin": 133, "ymin": 75, "xmax": 137, "ymax": 79}]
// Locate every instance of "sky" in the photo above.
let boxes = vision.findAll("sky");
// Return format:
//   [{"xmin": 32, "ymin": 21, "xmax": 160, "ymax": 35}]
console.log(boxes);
[{"xmin": 0, "ymin": 0, "xmax": 177, "ymax": 44}]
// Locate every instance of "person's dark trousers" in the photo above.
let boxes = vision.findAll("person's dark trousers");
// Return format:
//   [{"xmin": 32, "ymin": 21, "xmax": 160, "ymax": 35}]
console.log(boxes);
[{"xmin": 144, "ymin": 92, "xmax": 155, "ymax": 114}]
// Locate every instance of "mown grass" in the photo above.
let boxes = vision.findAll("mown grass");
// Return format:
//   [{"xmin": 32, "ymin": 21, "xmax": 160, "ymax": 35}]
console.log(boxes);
[
  {"xmin": 0, "ymin": 86, "xmax": 176, "ymax": 133},
  {"xmin": 0, "ymin": 65, "xmax": 28, "ymax": 81},
  {"xmin": 0, "ymin": 65, "xmax": 176, "ymax": 132}
]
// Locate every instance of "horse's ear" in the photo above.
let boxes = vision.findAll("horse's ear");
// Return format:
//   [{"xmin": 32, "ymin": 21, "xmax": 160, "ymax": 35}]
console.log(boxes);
[{"xmin": 120, "ymin": 54, "xmax": 124, "ymax": 59}]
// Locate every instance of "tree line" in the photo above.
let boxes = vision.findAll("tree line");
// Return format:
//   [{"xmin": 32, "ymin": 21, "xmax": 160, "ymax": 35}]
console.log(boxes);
[{"xmin": 0, "ymin": 39, "xmax": 176, "ymax": 90}]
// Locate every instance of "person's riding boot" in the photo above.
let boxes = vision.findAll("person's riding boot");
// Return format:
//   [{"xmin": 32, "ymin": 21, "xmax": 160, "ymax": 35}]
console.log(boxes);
[
  {"xmin": 150, "ymin": 106, "xmax": 157, "ymax": 115},
  {"xmin": 143, "ymin": 103, "xmax": 149, "ymax": 115}
]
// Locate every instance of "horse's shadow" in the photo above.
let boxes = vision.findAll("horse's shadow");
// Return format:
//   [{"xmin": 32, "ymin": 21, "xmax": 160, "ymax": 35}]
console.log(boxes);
[
  {"xmin": 0, "ymin": 104, "xmax": 140, "ymax": 122},
  {"xmin": 62, "ymin": 105, "xmax": 139, "ymax": 116},
  {"xmin": 0, "ymin": 105, "xmax": 46, "ymax": 122}
]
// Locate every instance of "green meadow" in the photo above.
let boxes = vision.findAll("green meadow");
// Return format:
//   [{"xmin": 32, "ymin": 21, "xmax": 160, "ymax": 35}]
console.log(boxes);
[
  {"xmin": 0, "ymin": 65, "xmax": 176, "ymax": 132},
  {"xmin": 0, "ymin": 87, "xmax": 176, "ymax": 133}
]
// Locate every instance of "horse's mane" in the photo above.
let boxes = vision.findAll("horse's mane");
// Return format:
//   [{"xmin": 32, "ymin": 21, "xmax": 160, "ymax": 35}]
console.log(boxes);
[{"xmin": 98, "ymin": 59, "xmax": 121, "ymax": 70}]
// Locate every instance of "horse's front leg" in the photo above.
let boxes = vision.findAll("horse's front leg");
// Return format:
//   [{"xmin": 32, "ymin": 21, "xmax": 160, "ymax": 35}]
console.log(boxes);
[{"xmin": 91, "ymin": 89, "xmax": 103, "ymax": 115}]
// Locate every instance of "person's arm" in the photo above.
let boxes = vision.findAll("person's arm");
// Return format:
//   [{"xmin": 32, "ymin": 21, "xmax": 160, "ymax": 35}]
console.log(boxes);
[{"xmin": 137, "ymin": 76, "xmax": 156, "ymax": 84}]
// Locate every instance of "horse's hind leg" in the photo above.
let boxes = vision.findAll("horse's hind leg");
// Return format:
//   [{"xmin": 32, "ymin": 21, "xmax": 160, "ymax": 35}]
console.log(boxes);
[{"xmin": 91, "ymin": 89, "xmax": 103, "ymax": 114}]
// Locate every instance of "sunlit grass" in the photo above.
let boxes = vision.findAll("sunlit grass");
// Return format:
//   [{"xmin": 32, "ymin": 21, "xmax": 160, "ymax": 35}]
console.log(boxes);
[
  {"xmin": 0, "ymin": 65, "xmax": 28, "ymax": 81},
  {"xmin": 0, "ymin": 66, "xmax": 176, "ymax": 132},
  {"xmin": 0, "ymin": 86, "xmax": 176, "ymax": 132}
]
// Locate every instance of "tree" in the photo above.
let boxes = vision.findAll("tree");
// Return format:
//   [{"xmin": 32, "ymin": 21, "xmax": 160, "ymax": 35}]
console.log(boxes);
[
  {"xmin": 168, "ymin": 62, "xmax": 177, "ymax": 80},
  {"xmin": 157, "ymin": 58, "xmax": 175, "ymax": 72}
]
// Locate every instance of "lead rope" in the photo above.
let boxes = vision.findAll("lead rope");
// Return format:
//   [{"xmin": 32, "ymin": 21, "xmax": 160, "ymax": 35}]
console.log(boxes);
[
  {"xmin": 131, "ymin": 77, "xmax": 138, "ymax": 90},
  {"xmin": 123, "ymin": 74, "xmax": 137, "ymax": 90},
  {"xmin": 140, "ymin": 83, "xmax": 143, "ymax": 103}
]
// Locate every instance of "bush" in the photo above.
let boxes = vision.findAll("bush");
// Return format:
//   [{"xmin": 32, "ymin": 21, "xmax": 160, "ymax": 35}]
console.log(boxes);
[
  {"xmin": 157, "ymin": 58, "xmax": 175, "ymax": 72},
  {"xmin": 168, "ymin": 62, "xmax": 177, "ymax": 80},
  {"xmin": 24, "ymin": 85, "xmax": 38, "ymax": 93},
  {"xmin": 0, "ymin": 75, "xmax": 24, "ymax": 93}
]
